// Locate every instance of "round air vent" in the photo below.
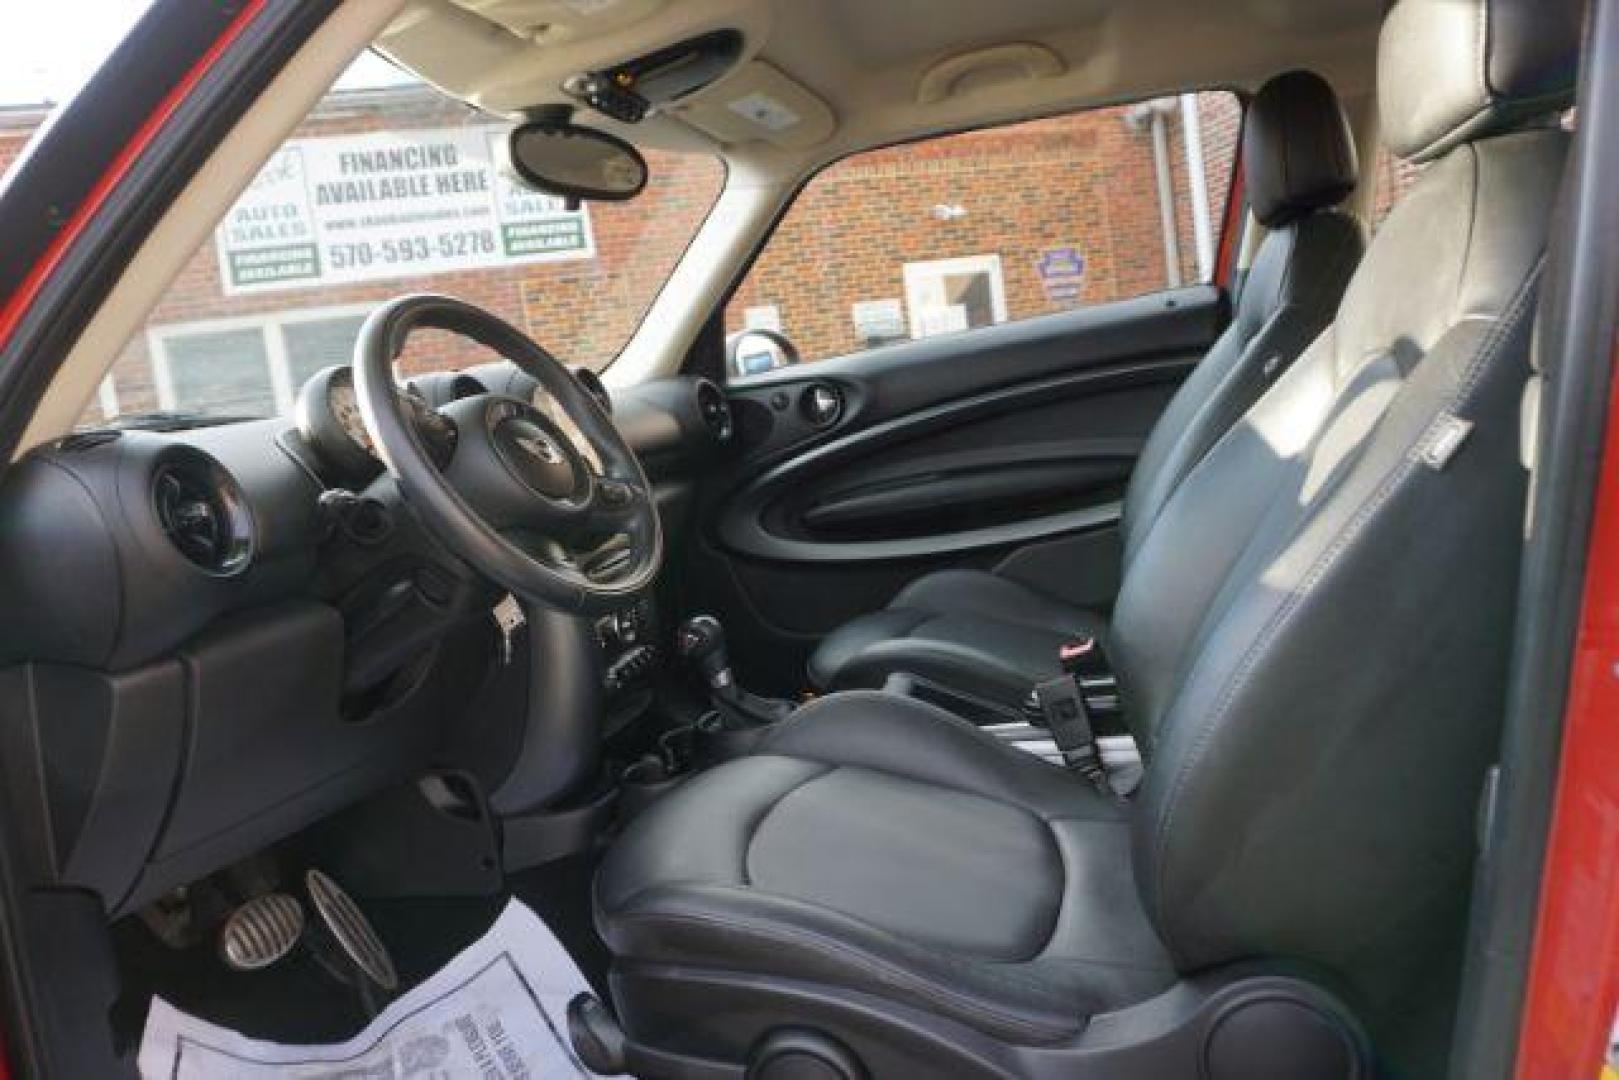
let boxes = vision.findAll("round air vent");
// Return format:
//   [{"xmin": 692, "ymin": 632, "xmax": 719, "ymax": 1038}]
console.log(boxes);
[
  {"xmin": 151, "ymin": 451, "xmax": 254, "ymax": 576},
  {"xmin": 695, "ymin": 379, "xmax": 734, "ymax": 443}
]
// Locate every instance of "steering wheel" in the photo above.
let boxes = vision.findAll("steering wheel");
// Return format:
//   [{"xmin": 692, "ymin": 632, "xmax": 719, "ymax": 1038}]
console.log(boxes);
[{"xmin": 353, "ymin": 294, "xmax": 661, "ymax": 615}]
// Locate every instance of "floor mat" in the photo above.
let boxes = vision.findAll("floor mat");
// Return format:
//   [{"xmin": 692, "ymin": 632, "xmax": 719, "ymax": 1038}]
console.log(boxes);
[{"xmin": 136, "ymin": 899, "xmax": 619, "ymax": 1079}]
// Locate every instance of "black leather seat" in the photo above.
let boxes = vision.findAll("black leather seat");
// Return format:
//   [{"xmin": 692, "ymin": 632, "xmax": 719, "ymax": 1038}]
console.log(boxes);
[
  {"xmin": 597, "ymin": 694, "xmax": 1176, "ymax": 1045},
  {"xmin": 809, "ymin": 70, "xmax": 1365, "ymax": 706},
  {"xmin": 594, "ymin": 2, "xmax": 1580, "ymax": 1075}
]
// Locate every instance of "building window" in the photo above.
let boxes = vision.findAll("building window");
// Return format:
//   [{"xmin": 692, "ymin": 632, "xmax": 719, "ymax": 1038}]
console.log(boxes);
[
  {"xmin": 149, "ymin": 305, "xmax": 374, "ymax": 417},
  {"xmin": 902, "ymin": 254, "xmax": 1009, "ymax": 339}
]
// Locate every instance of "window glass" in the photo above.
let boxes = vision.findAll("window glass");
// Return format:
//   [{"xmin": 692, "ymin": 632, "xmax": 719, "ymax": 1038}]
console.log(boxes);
[
  {"xmin": 75, "ymin": 52, "xmax": 724, "ymax": 426},
  {"xmin": 725, "ymin": 91, "xmax": 1241, "ymax": 374}
]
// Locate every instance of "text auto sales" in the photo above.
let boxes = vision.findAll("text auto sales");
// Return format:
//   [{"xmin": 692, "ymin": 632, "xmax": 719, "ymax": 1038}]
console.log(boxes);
[{"xmin": 316, "ymin": 144, "xmax": 488, "ymax": 204}]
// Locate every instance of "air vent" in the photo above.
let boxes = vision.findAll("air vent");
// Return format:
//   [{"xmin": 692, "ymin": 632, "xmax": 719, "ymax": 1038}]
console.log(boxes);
[
  {"xmin": 449, "ymin": 374, "xmax": 486, "ymax": 401},
  {"xmin": 151, "ymin": 451, "xmax": 254, "ymax": 576},
  {"xmin": 695, "ymin": 379, "xmax": 734, "ymax": 443}
]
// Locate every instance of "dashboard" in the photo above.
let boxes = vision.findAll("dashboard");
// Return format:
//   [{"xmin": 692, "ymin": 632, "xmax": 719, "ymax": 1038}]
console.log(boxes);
[{"xmin": 0, "ymin": 364, "xmax": 734, "ymax": 914}]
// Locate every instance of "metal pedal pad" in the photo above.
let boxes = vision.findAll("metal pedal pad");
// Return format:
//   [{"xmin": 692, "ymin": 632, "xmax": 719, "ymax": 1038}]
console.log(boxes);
[
  {"xmin": 305, "ymin": 869, "xmax": 399, "ymax": 991},
  {"xmin": 218, "ymin": 892, "xmax": 305, "ymax": 972}
]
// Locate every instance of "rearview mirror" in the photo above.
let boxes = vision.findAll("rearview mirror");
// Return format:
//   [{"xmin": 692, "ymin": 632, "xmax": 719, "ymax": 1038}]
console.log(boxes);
[{"xmin": 505, "ymin": 121, "xmax": 648, "ymax": 203}]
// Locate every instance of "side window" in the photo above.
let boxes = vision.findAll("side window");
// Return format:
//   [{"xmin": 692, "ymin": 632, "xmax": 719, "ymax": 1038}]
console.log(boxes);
[{"xmin": 725, "ymin": 92, "xmax": 1241, "ymax": 373}]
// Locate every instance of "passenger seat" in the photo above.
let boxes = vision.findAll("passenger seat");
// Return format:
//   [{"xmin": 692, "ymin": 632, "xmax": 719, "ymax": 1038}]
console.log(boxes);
[{"xmin": 809, "ymin": 70, "xmax": 1366, "ymax": 706}]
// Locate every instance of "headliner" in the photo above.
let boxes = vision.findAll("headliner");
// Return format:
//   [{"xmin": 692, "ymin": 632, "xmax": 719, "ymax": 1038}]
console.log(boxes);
[{"xmin": 379, "ymin": 0, "xmax": 1384, "ymax": 174}]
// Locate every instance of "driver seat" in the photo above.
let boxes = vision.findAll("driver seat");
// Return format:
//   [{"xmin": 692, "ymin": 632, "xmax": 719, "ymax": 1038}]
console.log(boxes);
[{"xmin": 592, "ymin": 1, "xmax": 1580, "ymax": 1075}]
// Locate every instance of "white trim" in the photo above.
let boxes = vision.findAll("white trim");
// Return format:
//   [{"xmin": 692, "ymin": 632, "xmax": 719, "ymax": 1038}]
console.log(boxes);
[
  {"xmin": 1179, "ymin": 93, "xmax": 1215, "ymax": 282},
  {"xmin": 96, "ymin": 376, "xmax": 120, "ymax": 420},
  {"xmin": 147, "ymin": 301, "xmax": 377, "ymax": 415},
  {"xmin": 901, "ymin": 254, "xmax": 1008, "ymax": 340}
]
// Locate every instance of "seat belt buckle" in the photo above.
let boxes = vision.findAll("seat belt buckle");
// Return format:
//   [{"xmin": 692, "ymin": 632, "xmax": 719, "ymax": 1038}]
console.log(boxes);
[
  {"xmin": 1059, "ymin": 636, "xmax": 1121, "ymax": 719},
  {"xmin": 1033, "ymin": 675, "xmax": 1104, "ymax": 775}
]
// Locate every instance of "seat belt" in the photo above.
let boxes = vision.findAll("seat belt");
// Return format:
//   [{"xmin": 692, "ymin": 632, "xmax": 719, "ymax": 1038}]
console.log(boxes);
[{"xmin": 1033, "ymin": 637, "xmax": 1117, "ymax": 796}]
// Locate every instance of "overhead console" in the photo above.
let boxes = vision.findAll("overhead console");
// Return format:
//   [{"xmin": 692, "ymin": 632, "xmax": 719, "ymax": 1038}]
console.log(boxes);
[
  {"xmin": 375, "ymin": 0, "xmax": 836, "ymax": 150},
  {"xmin": 561, "ymin": 29, "xmax": 744, "ymax": 123}
]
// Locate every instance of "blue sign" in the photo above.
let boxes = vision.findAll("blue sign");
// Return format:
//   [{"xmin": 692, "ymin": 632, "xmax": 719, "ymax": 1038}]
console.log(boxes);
[{"xmin": 1036, "ymin": 247, "xmax": 1086, "ymax": 303}]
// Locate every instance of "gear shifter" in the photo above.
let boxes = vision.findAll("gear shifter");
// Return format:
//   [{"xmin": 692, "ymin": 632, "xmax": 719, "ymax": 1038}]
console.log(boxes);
[
  {"xmin": 675, "ymin": 615, "xmax": 794, "ymax": 727},
  {"xmin": 675, "ymin": 615, "xmax": 733, "ymax": 691}
]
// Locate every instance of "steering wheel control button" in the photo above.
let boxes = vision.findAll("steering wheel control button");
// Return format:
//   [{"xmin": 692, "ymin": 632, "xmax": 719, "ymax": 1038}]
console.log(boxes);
[
  {"xmin": 494, "ymin": 414, "xmax": 582, "ymax": 500},
  {"xmin": 598, "ymin": 479, "xmax": 634, "ymax": 507},
  {"xmin": 218, "ymin": 893, "xmax": 305, "ymax": 972}
]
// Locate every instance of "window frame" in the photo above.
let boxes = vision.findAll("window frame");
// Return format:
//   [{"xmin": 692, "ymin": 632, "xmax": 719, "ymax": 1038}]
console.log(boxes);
[{"xmin": 146, "ymin": 300, "xmax": 376, "ymax": 415}]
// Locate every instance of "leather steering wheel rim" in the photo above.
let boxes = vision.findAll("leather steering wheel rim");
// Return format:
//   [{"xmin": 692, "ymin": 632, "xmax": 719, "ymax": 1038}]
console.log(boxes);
[{"xmin": 353, "ymin": 293, "xmax": 662, "ymax": 615}]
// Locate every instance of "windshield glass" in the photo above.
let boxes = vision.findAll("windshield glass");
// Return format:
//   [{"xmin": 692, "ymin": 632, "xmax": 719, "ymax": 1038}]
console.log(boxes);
[{"xmin": 53, "ymin": 52, "xmax": 722, "ymax": 428}]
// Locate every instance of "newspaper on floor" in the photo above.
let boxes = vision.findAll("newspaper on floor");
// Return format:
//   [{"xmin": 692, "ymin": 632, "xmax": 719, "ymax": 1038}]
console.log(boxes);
[{"xmin": 137, "ymin": 898, "xmax": 623, "ymax": 1079}]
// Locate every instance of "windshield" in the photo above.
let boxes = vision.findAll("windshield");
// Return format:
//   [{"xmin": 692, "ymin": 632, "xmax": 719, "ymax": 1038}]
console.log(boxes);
[{"xmin": 37, "ymin": 52, "xmax": 723, "ymax": 428}]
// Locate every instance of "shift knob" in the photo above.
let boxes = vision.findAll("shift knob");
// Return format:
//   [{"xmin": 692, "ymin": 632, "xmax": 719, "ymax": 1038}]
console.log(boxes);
[{"xmin": 676, "ymin": 615, "xmax": 732, "ymax": 690}]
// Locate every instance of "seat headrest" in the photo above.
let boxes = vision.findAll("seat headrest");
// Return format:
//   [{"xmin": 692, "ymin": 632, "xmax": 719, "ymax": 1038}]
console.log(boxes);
[
  {"xmin": 1244, "ymin": 70, "xmax": 1359, "ymax": 229},
  {"xmin": 1379, "ymin": 0, "xmax": 1583, "ymax": 163}
]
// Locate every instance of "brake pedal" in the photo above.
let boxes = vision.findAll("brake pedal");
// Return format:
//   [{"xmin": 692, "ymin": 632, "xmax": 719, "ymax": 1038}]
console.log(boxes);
[
  {"xmin": 217, "ymin": 892, "xmax": 305, "ymax": 972},
  {"xmin": 305, "ymin": 869, "xmax": 399, "ymax": 991}
]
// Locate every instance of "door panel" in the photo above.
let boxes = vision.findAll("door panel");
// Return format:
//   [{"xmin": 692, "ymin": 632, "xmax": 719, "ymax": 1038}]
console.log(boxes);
[{"xmin": 685, "ymin": 286, "xmax": 1226, "ymax": 693}]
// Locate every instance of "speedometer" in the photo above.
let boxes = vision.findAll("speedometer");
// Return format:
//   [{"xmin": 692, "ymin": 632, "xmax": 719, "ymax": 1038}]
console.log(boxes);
[
  {"xmin": 295, "ymin": 365, "xmax": 383, "ymax": 480},
  {"xmin": 329, "ymin": 372, "xmax": 373, "ymax": 454}
]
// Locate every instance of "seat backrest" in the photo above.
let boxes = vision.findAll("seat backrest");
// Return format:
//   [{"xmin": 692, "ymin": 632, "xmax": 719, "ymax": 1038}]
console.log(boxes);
[
  {"xmin": 1110, "ymin": 0, "xmax": 1580, "ymax": 1011},
  {"xmin": 1121, "ymin": 71, "xmax": 1364, "ymax": 565}
]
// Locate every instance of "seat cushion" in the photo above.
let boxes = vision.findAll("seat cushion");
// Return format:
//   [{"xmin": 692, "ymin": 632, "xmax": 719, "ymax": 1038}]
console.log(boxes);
[
  {"xmin": 807, "ymin": 570, "xmax": 1105, "ymax": 701},
  {"xmin": 596, "ymin": 692, "xmax": 1175, "ymax": 1043}
]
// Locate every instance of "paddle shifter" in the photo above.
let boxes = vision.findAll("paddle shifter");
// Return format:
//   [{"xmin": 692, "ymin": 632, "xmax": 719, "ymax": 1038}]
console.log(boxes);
[{"xmin": 675, "ymin": 615, "xmax": 794, "ymax": 727}]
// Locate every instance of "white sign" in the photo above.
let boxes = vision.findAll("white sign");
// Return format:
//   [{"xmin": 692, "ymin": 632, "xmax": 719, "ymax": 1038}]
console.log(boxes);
[
  {"xmin": 852, "ymin": 298, "xmax": 905, "ymax": 345},
  {"xmin": 217, "ymin": 126, "xmax": 594, "ymax": 294}
]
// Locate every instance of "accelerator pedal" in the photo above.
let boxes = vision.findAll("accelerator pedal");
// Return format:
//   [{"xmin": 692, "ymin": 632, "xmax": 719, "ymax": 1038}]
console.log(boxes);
[{"xmin": 306, "ymin": 869, "xmax": 399, "ymax": 992}]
